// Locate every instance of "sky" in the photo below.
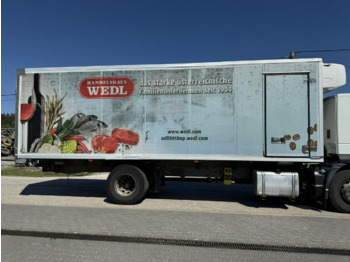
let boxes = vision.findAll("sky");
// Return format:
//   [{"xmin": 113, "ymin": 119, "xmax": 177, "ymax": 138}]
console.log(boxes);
[{"xmin": 2, "ymin": 0, "xmax": 350, "ymax": 114}]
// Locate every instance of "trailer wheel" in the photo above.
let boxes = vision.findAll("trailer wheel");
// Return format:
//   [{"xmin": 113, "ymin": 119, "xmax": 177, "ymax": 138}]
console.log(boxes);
[
  {"xmin": 329, "ymin": 170, "xmax": 350, "ymax": 213},
  {"xmin": 107, "ymin": 165, "xmax": 149, "ymax": 205}
]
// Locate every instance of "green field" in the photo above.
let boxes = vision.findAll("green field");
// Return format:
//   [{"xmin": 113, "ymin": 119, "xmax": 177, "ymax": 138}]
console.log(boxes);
[{"xmin": 1, "ymin": 167, "xmax": 93, "ymax": 177}]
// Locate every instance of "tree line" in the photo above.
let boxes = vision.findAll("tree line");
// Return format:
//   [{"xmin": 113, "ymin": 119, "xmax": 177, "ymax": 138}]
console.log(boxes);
[{"xmin": 1, "ymin": 113, "xmax": 15, "ymax": 128}]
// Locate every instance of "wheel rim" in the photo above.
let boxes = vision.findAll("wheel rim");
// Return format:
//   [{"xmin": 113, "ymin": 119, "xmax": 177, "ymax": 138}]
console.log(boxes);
[
  {"xmin": 341, "ymin": 181, "xmax": 350, "ymax": 204},
  {"xmin": 114, "ymin": 174, "xmax": 136, "ymax": 197}
]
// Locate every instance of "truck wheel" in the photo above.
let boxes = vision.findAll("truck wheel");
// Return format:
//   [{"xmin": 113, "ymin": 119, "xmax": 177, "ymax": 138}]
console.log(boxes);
[
  {"xmin": 329, "ymin": 170, "xmax": 350, "ymax": 213},
  {"xmin": 107, "ymin": 165, "xmax": 149, "ymax": 205}
]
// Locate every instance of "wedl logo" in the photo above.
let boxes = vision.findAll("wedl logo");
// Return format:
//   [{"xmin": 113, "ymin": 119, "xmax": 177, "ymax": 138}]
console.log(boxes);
[{"xmin": 79, "ymin": 77, "xmax": 135, "ymax": 99}]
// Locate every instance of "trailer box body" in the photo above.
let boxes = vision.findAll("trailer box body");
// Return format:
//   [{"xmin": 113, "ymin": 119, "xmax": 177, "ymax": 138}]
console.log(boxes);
[{"xmin": 16, "ymin": 59, "xmax": 327, "ymax": 162}]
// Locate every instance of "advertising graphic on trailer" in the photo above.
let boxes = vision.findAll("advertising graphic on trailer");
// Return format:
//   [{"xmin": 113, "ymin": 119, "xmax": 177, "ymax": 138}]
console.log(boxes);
[
  {"xmin": 18, "ymin": 63, "xmax": 320, "ymax": 159},
  {"xmin": 18, "ymin": 67, "xmax": 238, "ymax": 158}
]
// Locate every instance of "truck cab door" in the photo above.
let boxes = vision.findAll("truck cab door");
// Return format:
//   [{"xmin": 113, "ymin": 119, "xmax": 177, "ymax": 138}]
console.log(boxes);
[{"xmin": 265, "ymin": 73, "xmax": 309, "ymax": 157}]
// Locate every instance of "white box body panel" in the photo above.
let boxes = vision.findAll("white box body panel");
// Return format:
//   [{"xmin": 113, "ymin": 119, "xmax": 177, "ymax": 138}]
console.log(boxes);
[{"xmin": 324, "ymin": 94, "xmax": 350, "ymax": 155}]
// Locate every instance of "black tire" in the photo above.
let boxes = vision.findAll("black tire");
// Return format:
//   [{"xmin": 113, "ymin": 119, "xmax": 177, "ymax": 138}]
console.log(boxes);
[
  {"xmin": 107, "ymin": 165, "xmax": 149, "ymax": 205},
  {"xmin": 329, "ymin": 170, "xmax": 350, "ymax": 213}
]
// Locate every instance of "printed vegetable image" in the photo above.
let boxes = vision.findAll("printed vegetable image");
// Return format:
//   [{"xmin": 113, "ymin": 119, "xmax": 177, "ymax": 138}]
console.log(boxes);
[
  {"xmin": 92, "ymin": 135, "xmax": 118, "ymax": 154},
  {"xmin": 31, "ymin": 100, "xmax": 139, "ymax": 155},
  {"xmin": 29, "ymin": 92, "xmax": 95, "ymax": 154},
  {"xmin": 63, "ymin": 136, "xmax": 85, "ymax": 141},
  {"xmin": 77, "ymin": 140, "xmax": 90, "ymax": 154},
  {"xmin": 112, "ymin": 128, "xmax": 139, "ymax": 145},
  {"xmin": 37, "ymin": 143, "xmax": 61, "ymax": 154},
  {"xmin": 42, "ymin": 134, "xmax": 53, "ymax": 144},
  {"xmin": 30, "ymin": 89, "xmax": 67, "ymax": 153},
  {"xmin": 60, "ymin": 140, "xmax": 78, "ymax": 154},
  {"xmin": 55, "ymin": 118, "xmax": 80, "ymax": 140},
  {"xmin": 62, "ymin": 136, "xmax": 90, "ymax": 154}
]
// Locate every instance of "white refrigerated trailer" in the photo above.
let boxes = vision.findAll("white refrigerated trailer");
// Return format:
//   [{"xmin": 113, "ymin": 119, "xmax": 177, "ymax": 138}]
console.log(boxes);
[{"xmin": 15, "ymin": 58, "xmax": 350, "ymax": 212}]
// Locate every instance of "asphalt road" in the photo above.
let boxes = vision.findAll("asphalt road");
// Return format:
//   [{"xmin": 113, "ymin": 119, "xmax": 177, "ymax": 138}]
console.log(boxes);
[{"xmin": 2, "ymin": 160, "xmax": 350, "ymax": 261}]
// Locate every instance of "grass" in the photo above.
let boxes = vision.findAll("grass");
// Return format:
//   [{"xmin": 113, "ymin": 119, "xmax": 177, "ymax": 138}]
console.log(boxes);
[{"xmin": 1, "ymin": 167, "xmax": 94, "ymax": 177}]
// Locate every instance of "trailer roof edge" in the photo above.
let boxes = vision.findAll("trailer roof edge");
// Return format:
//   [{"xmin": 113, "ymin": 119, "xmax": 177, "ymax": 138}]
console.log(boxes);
[{"xmin": 22, "ymin": 58, "xmax": 323, "ymax": 73}]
